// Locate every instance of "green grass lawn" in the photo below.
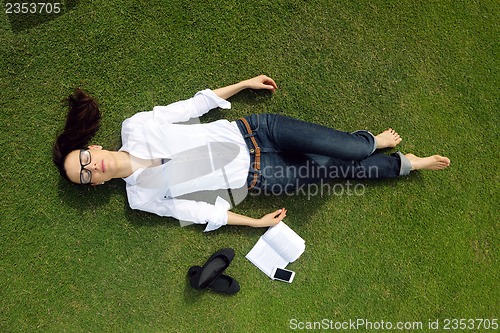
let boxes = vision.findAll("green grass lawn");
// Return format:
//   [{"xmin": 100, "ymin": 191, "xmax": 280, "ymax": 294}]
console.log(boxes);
[{"xmin": 1, "ymin": 0, "xmax": 498, "ymax": 332}]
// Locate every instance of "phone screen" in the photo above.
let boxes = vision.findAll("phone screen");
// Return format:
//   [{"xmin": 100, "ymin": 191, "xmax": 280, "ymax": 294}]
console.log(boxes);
[{"xmin": 274, "ymin": 268, "xmax": 293, "ymax": 281}]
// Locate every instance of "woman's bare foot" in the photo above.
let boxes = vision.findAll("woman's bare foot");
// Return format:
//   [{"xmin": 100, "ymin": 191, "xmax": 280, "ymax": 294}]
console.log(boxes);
[
  {"xmin": 405, "ymin": 153, "xmax": 451, "ymax": 171},
  {"xmin": 375, "ymin": 128, "xmax": 402, "ymax": 149}
]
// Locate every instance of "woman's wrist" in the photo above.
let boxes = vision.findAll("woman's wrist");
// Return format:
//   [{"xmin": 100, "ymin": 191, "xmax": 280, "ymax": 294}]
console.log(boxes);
[{"xmin": 240, "ymin": 79, "xmax": 251, "ymax": 90}]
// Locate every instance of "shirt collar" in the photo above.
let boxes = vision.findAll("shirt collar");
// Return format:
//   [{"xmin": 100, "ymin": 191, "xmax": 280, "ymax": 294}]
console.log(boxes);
[{"xmin": 122, "ymin": 168, "xmax": 143, "ymax": 185}]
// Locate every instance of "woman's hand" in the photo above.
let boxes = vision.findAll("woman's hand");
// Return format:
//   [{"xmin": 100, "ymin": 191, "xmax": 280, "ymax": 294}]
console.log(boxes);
[
  {"xmin": 255, "ymin": 208, "xmax": 287, "ymax": 227},
  {"xmin": 244, "ymin": 75, "xmax": 278, "ymax": 92}
]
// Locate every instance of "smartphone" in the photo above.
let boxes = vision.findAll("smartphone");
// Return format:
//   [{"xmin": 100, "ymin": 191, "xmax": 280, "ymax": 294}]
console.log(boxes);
[{"xmin": 271, "ymin": 267, "xmax": 295, "ymax": 283}]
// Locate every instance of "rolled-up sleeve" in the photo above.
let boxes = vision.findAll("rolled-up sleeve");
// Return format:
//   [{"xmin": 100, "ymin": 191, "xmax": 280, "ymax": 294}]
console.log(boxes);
[
  {"xmin": 129, "ymin": 195, "xmax": 230, "ymax": 232},
  {"xmin": 153, "ymin": 89, "xmax": 231, "ymax": 124}
]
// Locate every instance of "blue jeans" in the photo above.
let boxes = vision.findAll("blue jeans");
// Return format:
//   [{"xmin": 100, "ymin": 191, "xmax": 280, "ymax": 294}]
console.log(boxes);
[{"xmin": 236, "ymin": 114, "xmax": 411, "ymax": 193}]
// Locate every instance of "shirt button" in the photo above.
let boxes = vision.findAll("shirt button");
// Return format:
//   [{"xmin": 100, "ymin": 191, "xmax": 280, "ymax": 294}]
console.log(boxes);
[{"xmin": 250, "ymin": 148, "xmax": 255, "ymax": 153}]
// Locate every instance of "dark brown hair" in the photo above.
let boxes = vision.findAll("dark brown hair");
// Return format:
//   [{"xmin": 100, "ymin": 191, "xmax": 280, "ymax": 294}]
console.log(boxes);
[{"xmin": 53, "ymin": 88, "xmax": 101, "ymax": 182}]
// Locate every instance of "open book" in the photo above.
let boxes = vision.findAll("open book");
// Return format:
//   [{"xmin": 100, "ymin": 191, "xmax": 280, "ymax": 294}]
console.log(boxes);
[{"xmin": 246, "ymin": 221, "xmax": 305, "ymax": 277}]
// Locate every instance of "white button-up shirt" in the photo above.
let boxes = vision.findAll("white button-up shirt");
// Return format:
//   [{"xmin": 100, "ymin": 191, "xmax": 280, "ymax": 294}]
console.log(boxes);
[{"xmin": 120, "ymin": 89, "xmax": 250, "ymax": 231}]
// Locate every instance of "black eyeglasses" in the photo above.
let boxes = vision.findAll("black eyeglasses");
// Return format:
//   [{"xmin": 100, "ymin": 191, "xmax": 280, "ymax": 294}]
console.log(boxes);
[{"xmin": 79, "ymin": 149, "xmax": 92, "ymax": 184}]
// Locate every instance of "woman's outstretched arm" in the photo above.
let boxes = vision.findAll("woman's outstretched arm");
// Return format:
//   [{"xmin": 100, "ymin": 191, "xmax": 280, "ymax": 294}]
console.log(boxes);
[
  {"xmin": 227, "ymin": 208, "xmax": 287, "ymax": 228},
  {"xmin": 213, "ymin": 75, "xmax": 278, "ymax": 100}
]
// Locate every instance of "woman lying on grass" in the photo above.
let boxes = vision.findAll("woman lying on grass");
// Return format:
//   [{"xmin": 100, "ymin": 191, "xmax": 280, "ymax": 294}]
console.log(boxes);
[{"xmin": 53, "ymin": 75, "xmax": 450, "ymax": 231}]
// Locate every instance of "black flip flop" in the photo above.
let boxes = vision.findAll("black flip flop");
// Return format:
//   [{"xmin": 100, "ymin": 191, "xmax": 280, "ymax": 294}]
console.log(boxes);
[
  {"xmin": 189, "ymin": 248, "xmax": 235, "ymax": 289},
  {"xmin": 188, "ymin": 266, "xmax": 240, "ymax": 294}
]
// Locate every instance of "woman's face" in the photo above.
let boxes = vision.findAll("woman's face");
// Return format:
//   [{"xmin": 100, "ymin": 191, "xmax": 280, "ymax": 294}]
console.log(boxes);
[{"xmin": 64, "ymin": 146, "xmax": 116, "ymax": 185}]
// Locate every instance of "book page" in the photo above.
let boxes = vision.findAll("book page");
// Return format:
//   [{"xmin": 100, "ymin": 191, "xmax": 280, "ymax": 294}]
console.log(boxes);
[
  {"xmin": 245, "ymin": 238, "xmax": 288, "ymax": 277},
  {"xmin": 262, "ymin": 222, "xmax": 305, "ymax": 262}
]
